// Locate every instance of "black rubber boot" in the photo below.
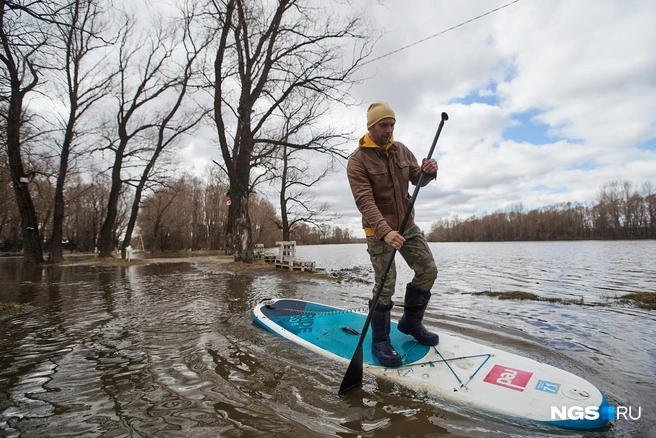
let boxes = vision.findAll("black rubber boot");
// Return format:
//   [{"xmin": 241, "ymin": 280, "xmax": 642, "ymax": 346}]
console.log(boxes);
[
  {"xmin": 397, "ymin": 283, "xmax": 440, "ymax": 346},
  {"xmin": 369, "ymin": 300, "xmax": 403, "ymax": 367}
]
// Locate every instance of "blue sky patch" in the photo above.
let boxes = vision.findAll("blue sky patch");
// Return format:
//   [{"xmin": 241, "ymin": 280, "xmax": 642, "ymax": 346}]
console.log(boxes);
[
  {"xmin": 568, "ymin": 160, "xmax": 597, "ymax": 171},
  {"xmin": 504, "ymin": 110, "xmax": 555, "ymax": 145},
  {"xmin": 451, "ymin": 89, "xmax": 499, "ymax": 106},
  {"xmin": 636, "ymin": 139, "xmax": 656, "ymax": 151},
  {"xmin": 530, "ymin": 185, "xmax": 567, "ymax": 194}
]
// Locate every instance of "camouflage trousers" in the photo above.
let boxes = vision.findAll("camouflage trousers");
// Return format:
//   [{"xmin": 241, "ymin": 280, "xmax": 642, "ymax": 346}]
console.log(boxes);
[{"xmin": 366, "ymin": 223, "xmax": 438, "ymax": 305}]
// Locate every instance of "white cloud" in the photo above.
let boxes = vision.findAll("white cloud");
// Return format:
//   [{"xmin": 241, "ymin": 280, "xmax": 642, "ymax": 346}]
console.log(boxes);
[{"xmin": 327, "ymin": 0, "xmax": 656, "ymax": 235}]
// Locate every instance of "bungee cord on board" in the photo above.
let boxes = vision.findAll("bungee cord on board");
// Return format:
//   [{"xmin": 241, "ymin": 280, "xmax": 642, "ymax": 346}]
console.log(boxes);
[{"xmin": 262, "ymin": 299, "xmax": 369, "ymax": 316}]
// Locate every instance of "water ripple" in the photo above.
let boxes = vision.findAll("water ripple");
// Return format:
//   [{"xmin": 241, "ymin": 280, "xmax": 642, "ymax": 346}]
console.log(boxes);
[{"xmin": 1, "ymin": 242, "xmax": 654, "ymax": 437}]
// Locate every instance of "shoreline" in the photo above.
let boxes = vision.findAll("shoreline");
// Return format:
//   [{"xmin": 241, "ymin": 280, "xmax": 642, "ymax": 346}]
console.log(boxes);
[
  {"xmin": 2, "ymin": 251, "xmax": 275, "ymax": 272},
  {"xmin": 1, "ymin": 251, "xmax": 653, "ymax": 311}
]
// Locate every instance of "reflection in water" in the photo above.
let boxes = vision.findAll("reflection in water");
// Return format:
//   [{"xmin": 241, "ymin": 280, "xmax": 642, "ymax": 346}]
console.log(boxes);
[{"xmin": 0, "ymin": 243, "xmax": 655, "ymax": 437}]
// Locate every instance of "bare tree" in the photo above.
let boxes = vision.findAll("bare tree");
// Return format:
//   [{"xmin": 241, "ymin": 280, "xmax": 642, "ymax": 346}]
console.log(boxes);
[
  {"xmin": 119, "ymin": 5, "xmax": 212, "ymax": 259},
  {"xmin": 249, "ymin": 193, "xmax": 281, "ymax": 247},
  {"xmin": 0, "ymin": 0, "xmax": 62, "ymax": 263},
  {"xmin": 204, "ymin": 166, "xmax": 229, "ymax": 250},
  {"xmin": 273, "ymin": 143, "xmax": 340, "ymax": 240},
  {"xmin": 596, "ymin": 181, "xmax": 624, "ymax": 239},
  {"xmin": 187, "ymin": 175, "xmax": 207, "ymax": 250},
  {"xmin": 263, "ymin": 96, "xmax": 346, "ymax": 240},
  {"xmin": 97, "ymin": 7, "xmax": 209, "ymax": 258},
  {"xmin": 206, "ymin": 0, "xmax": 371, "ymax": 262},
  {"xmin": 64, "ymin": 173, "xmax": 109, "ymax": 252},
  {"xmin": 0, "ymin": 147, "xmax": 18, "ymax": 247},
  {"xmin": 643, "ymin": 181, "xmax": 656, "ymax": 238},
  {"xmin": 47, "ymin": 0, "xmax": 116, "ymax": 263},
  {"xmin": 138, "ymin": 179, "xmax": 184, "ymax": 252}
]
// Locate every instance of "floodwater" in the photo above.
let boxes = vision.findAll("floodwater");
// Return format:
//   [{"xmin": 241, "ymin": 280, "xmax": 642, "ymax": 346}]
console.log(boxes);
[{"xmin": 1, "ymin": 241, "xmax": 655, "ymax": 437}]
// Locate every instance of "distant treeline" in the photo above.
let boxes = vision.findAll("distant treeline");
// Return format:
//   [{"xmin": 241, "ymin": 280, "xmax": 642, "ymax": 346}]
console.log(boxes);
[
  {"xmin": 427, "ymin": 181, "xmax": 656, "ymax": 242},
  {"xmin": 0, "ymin": 171, "xmax": 356, "ymax": 253}
]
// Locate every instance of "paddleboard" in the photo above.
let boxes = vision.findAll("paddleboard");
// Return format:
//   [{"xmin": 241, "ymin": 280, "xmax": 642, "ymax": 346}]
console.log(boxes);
[{"xmin": 252, "ymin": 298, "xmax": 609, "ymax": 430}]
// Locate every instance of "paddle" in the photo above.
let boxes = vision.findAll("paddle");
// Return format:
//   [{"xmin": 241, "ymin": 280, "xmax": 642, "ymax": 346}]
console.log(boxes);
[{"xmin": 338, "ymin": 112, "xmax": 449, "ymax": 395}]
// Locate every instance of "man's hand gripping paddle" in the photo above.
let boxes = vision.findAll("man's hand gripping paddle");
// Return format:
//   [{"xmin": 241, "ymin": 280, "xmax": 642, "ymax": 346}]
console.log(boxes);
[{"xmin": 338, "ymin": 112, "xmax": 449, "ymax": 395}]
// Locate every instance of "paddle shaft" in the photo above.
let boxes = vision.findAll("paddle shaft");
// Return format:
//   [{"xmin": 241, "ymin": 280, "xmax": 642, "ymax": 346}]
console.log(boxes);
[{"xmin": 339, "ymin": 112, "xmax": 449, "ymax": 394}]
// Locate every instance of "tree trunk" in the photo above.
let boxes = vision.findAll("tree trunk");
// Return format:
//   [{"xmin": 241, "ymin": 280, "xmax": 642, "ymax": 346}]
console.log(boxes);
[
  {"xmin": 49, "ymin": 115, "xmax": 75, "ymax": 263},
  {"xmin": 225, "ymin": 158, "xmax": 254, "ymax": 262},
  {"xmin": 226, "ymin": 196, "xmax": 254, "ymax": 263},
  {"xmin": 49, "ymin": 176, "xmax": 66, "ymax": 263},
  {"xmin": 98, "ymin": 141, "xmax": 126, "ymax": 257},
  {"xmin": 121, "ymin": 177, "xmax": 147, "ymax": 259},
  {"xmin": 6, "ymin": 91, "xmax": 44, "ymax": 263},
  {"xmin": 280, "ymin": 145, "xmax": 290, "ymax": 241},
  {"xmin": 99, "ymin": 180, "xmax": 120, "ymax": 257},
  {"xmin": 280, "ymin": 198, "xmax": 290, "ymax": 241}
]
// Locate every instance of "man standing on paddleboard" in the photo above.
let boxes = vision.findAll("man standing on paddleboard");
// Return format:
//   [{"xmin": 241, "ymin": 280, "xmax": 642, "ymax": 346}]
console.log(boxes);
[{"xmin": 347, "ymin": 101, "xmax": 440, "ymax": 367}]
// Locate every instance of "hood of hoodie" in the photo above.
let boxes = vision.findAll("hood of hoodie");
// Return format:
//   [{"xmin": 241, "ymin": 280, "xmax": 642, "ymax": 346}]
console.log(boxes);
[{"xmin": 359, "ymin": 132, "xmax": 394, "ymax": 153}]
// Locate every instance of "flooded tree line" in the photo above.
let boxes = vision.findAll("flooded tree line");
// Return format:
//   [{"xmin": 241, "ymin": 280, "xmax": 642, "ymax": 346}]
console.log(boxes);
[
  {"xmin": 427, "ymin": 180, "xmax": 656, "ymax": 242},
  {"xmin": 1, "ymin": 0, "xmax": 373, "ymax": 263},
  {"xmin": 134, "ymin": 173, "xmax": 355, "ymax": 251},
  {"xmin": 0, "ymin": 165, "xmax": 354, "ymax": 254}
]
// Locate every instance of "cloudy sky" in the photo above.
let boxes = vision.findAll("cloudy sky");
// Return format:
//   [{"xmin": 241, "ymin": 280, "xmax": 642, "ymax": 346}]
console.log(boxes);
[{"xmin": 182, "ymin": 0, "xmax": 656, "ymax": 237}]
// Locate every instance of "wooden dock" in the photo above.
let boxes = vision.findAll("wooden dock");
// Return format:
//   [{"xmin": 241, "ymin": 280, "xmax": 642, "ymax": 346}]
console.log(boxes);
[{"xmin": 269, "ymin": 241, "xmax": 316, "ymax": 272}]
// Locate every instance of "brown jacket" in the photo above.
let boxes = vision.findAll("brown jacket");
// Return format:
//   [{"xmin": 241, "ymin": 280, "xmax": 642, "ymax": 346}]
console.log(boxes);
[{"xmin": 347, "ymin": 138, "xmax": 435, "ymax": 241}]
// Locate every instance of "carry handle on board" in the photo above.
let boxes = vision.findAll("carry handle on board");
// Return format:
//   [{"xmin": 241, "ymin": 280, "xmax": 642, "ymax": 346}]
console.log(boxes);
[{"xmin": 339, "ymin": 112, "xmax": 449, "ymax": 395}]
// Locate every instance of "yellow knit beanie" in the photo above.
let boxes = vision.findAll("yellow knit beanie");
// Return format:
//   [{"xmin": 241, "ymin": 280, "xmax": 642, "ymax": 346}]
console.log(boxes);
[{"xmin": 366, "ymin": 101, "xmax": 395, "ymax": 129}]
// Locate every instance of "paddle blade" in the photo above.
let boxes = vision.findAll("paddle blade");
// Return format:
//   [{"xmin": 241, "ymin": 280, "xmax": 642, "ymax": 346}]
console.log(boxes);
[{"xmin": 338, "ymin": 345, "xmax": 363, "ymax": 394}]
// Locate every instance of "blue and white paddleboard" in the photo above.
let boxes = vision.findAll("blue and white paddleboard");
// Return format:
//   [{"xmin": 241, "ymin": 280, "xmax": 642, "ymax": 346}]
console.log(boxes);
[{"xmin": 252, "ymin": 298, "xmax": 609, "ymax": 430}]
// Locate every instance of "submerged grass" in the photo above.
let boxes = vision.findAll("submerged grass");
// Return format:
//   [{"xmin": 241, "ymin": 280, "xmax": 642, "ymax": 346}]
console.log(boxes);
[
  {"xmin": 0, "ymin": 302, "xmax": 23, "ymax": 315},
  {"xmin": 471, "ymin": 290, "xmax": 580, "ymax": 305},
  {"xmin": 471, "ymin": 290, "xmax": 655, "ymax": 310},
  {"xmin": 475, "ymin": 290, "xmax": 539, "ymax": 300},
  {"xmin": 617, "ymin": 292, "xmax": 656, "ymax": 310}
]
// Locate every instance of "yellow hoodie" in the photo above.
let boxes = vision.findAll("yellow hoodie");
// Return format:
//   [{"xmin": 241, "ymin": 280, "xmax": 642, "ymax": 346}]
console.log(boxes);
[{"xmin": 359, "ymin": 132, "xmax": 395, "ymax": 153}]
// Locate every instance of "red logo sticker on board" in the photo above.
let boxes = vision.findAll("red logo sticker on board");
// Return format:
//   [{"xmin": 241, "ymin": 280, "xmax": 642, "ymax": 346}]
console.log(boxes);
[{"xmin": 483, "ymin": 365, "xmax": 533, "ymax": 392}]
